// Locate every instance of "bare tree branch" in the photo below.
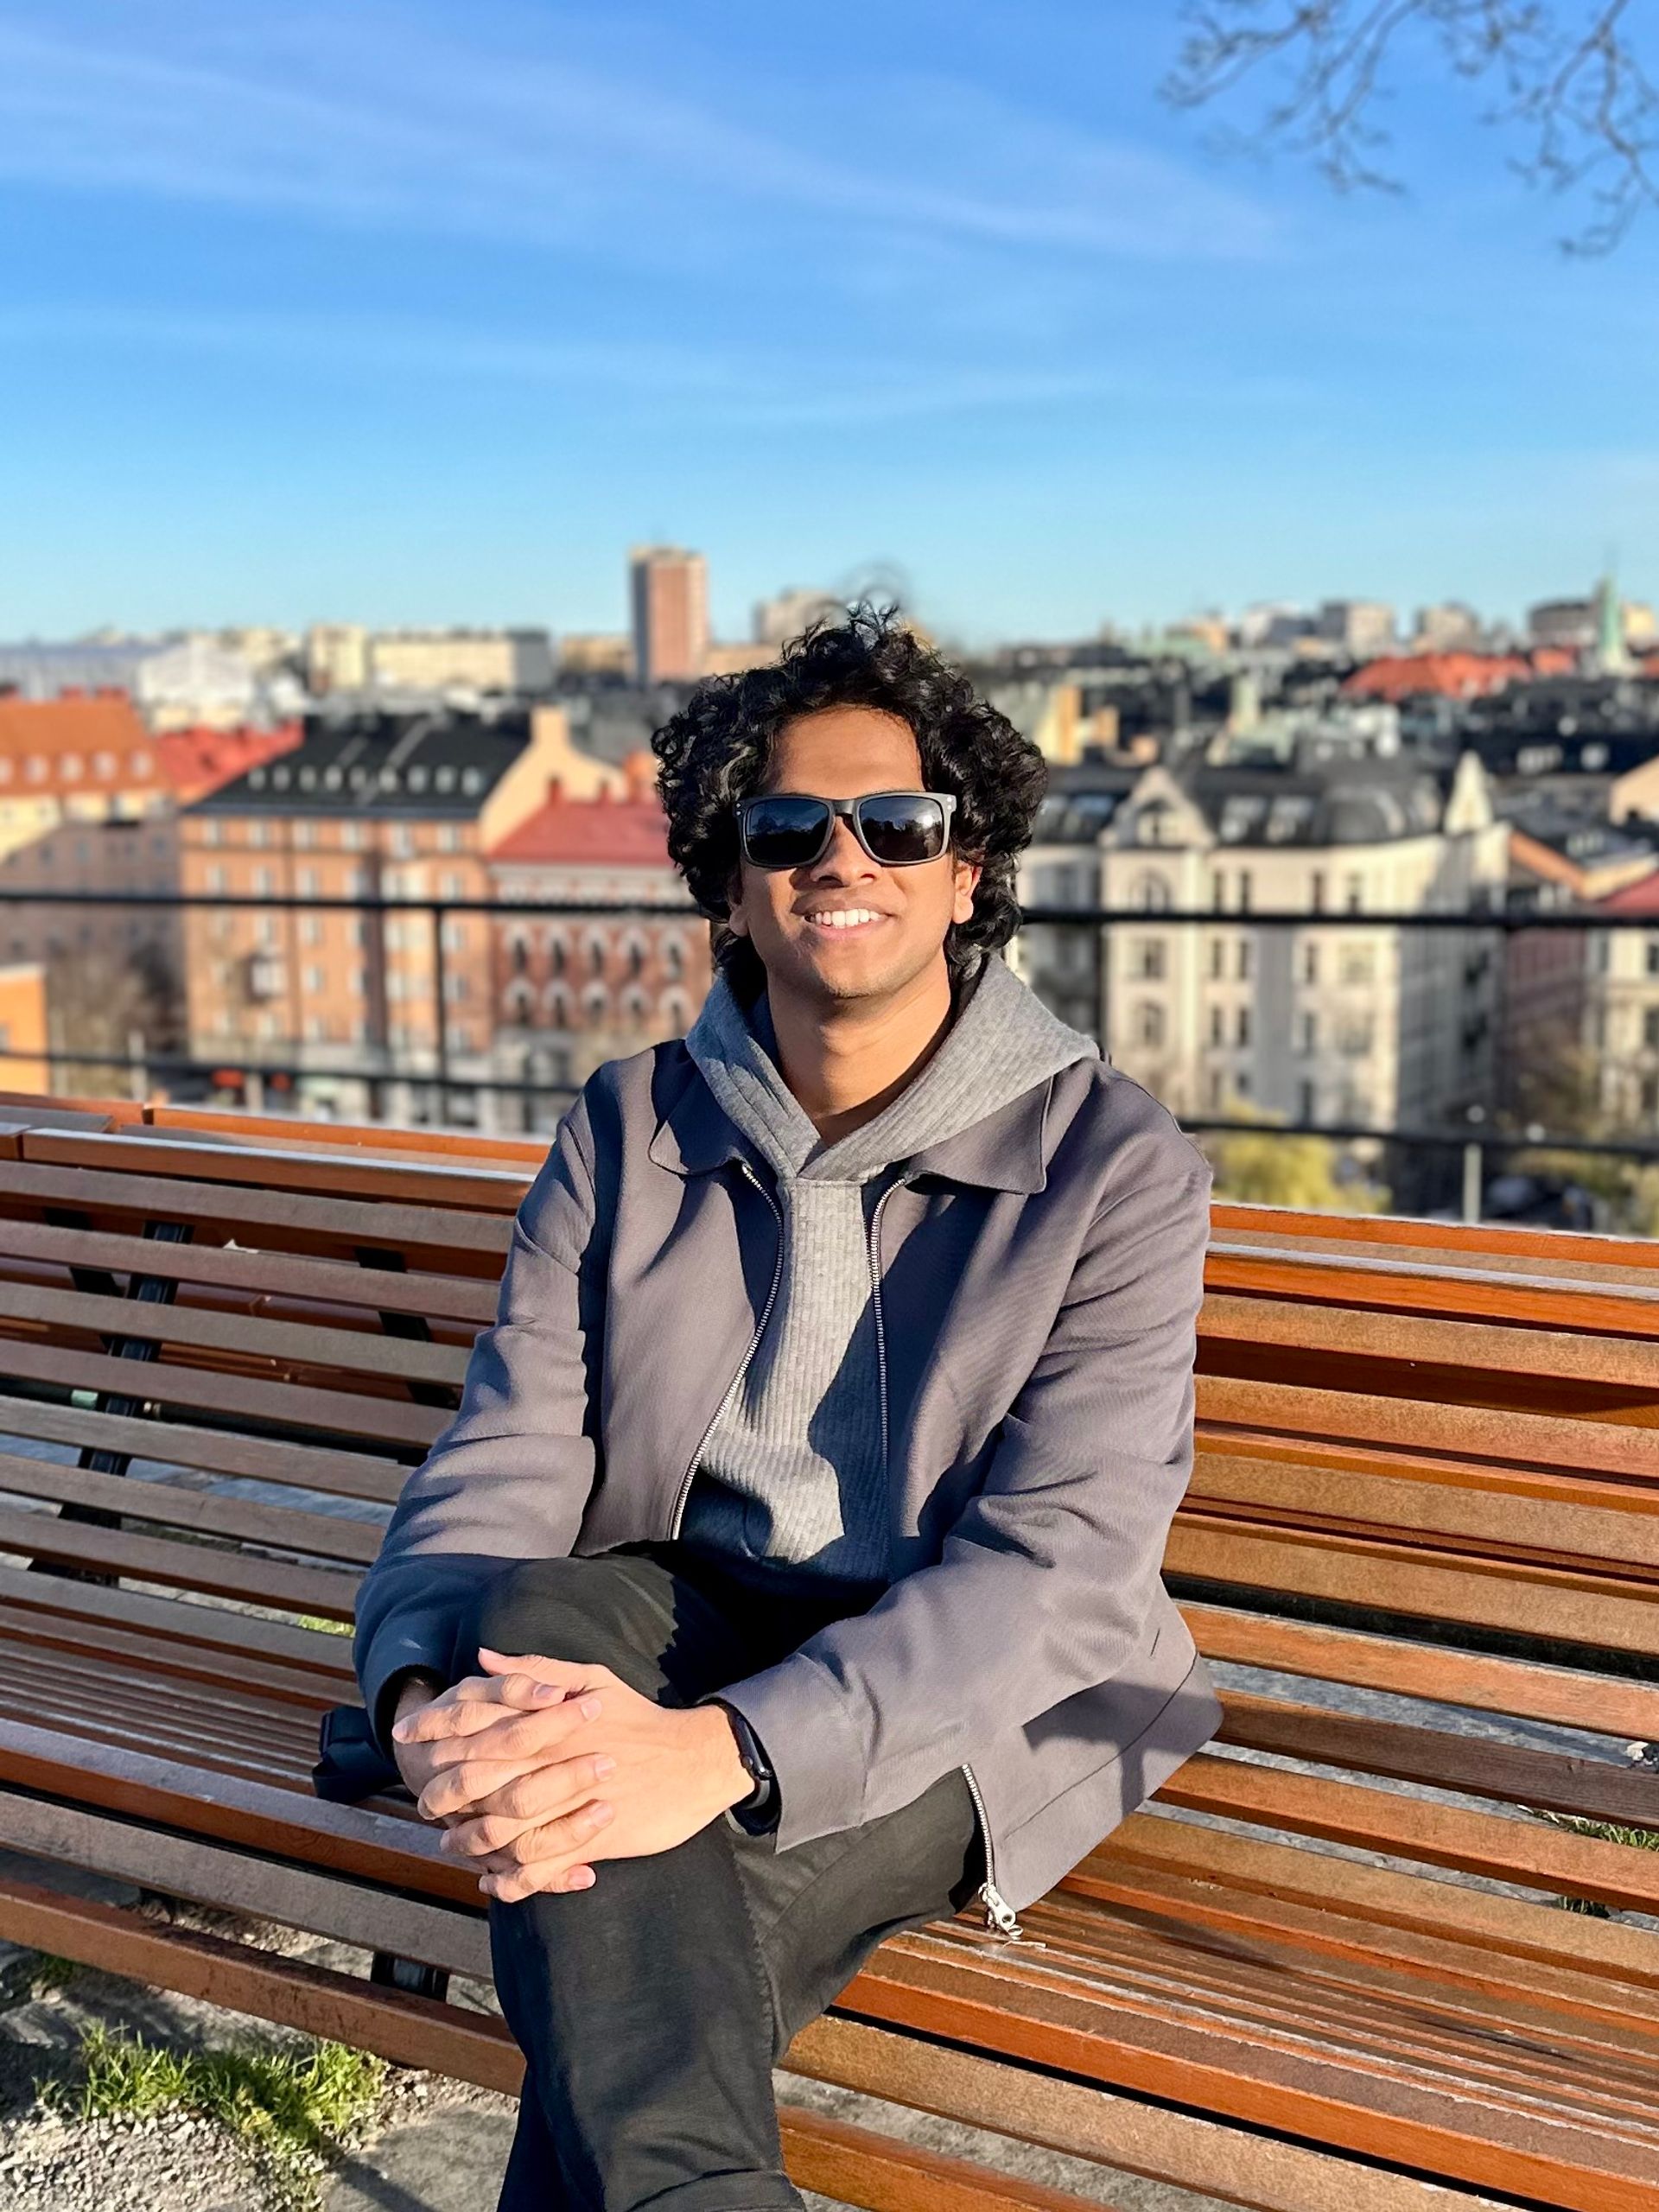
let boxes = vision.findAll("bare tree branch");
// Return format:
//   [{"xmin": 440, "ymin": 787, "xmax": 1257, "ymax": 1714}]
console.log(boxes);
[{"xmin": 1165, "ymin": 1, "xmax": 1658, "ymax": 250}]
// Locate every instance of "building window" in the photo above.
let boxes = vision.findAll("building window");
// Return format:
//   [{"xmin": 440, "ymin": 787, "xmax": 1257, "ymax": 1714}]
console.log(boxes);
[
  {"xmin": 206, "ymin": 865, "xmax": 226, "ymax": 895},
  {"xmin": 510, "ymin": 935, "xmax": 530, "ymax": 975},
  {"xmin": 548, "ymin": 984, "xmax": 571, "ymax": 1027},
  {"xmin": 438, "ymin": 823, "xmax": 461, "ymax": 853},
  {"xmin": 588, "ymin": 938, "xmax": 605, "ymax": 979},
  {"xmin": 1300, "ymin": 1010, "xmax": 1317, "ymax": 1052},
  {"xmin": 442, "ymin": 919, "xmax": 467, "ymax": 952},
  {"xmin": 341, "ymin": 822, "xmax": 364, "ymax": 851},
  {"xmin": 1309, "ymin": 871, "xmax": 1325, "ymax": 912},
  {"xmin": 1209, "ymin": 1005, "xmax": 1224, "ymax": 1045},
  {"xmin": 297, "ymin": 868, "xmax": 318, "ymax": 898},
  {"xmin": 1235, "ymin": 1068, "xmax": 1251, "ymax": 1096},
  {"xmin": 1645, "ymin": 1008, "xmax": 1659, "ymax": 1052},
  {"xmin": 443, "ymin": 971, "xmax": 468, "ymax": 1004},
  {"xmin": 1133, "ymin": 939, "xmax": 1166, "ymax": 981},
  {"xmin": 1339, "ymin": 945, "xmax": 1376, "ymax": 986},
  {"xmin": 252, "ymin": 867, "xmax": 273, "ymax": 897},
  {"xmin": 25, "ymin": 757, "xmax": 46, "ymax": 784},
  {"xmin": 1646, "ymin": 937, "xmax": 1659, "ymax": 978},
  {"xmin": 1132, "ymin": 873, "xmax": 1172, "ymax": 913},
  {"xmin": 1236, "ymin": 939, "xmax": 1252, "ymax": 981},
  {"xmin": 1643, "ymin": 1073, "xmax": 1659, "ymax": 1118},
  {"xmin": 1299, "ymin": 1077, "xmax": 1316, "ymax": 1122},
  {"xmin": 302, "ymin": 913, "xmax": 322, "ymax": 946},
  {"xmin": 441, "ymin": 872, "xmax": 463, "ymax": 899},
  {"xmin": 1303, "ymin": 941, "xmax": 1319, "ymax": 984},
  {"xmin": 248, "ymin": 820, "xmax": 269, "ymax": 849},
  {"xmin": 550, "ymin": 938, "xmax": 567, "ymax": 977},
  {"xmin": 294, "ymin": 820, "xmax": 316, "ymax": 849},
  {"xmin": 1236, "ymin": 1006, "xmax": 1251, "ymax": 1046},
  {"xmin": 1345, "ymin": 874, "xmax": 1364, "ymax": 912},
  {"xmin": 664, "ymin": 936, "xmax": 684, "ymax": 982},
  {"xmin": 1136, "ymin": 1002, "xmax": 1165, "ymax": 1048},
  {"xmin": 1209, "ymin": 938, "xmax": 1224, "ymax": 979},
  {"xmin": 1236, "ymin": 871, "xmax": 1252, "ymax": 912},
  {"xmin": 304, "ymin": 964, "xmax": 325, "ymax": 995},
  {"xmin": 584, "ymin": 984, "xmax": 608, "ymax": 1022}
]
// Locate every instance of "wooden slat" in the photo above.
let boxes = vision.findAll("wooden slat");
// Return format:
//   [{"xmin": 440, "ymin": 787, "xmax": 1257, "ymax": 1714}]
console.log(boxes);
[
  {"xmin": 1198, "ymin": 1375, "xmax": 1659, "ymax": 1480},
  {"xmin": 1090, "ymin": 1815, "xmax": 1659, "ymax": 1994},
  {"xmin": 1193, "ymin": 1431, "xmax": 1659, "ymax": 1523},
  {"xmin": 1206, "ymin": 1245, "xmax": 1659, "ymax": 1338},
  {"xmin": 0, "ymin": 1498, "xmax": 360, "ymax": 1618},
  {"xmin": 0, "ymin": 1599, "xmax": 346, "ymax": 1707},
  {"xmin": 0, "ymin": 1217, "xmax": 499, "ymax": 1324},
  {"xmin": 787, "ymin": 2018, "xmax": 1510, "ymax": 2212},
  {"xmin": 0, "ymin": 1451, "xmax": 383, "ymax": 1565},
  {"xmin": 1210, "ymin": 1202, "xmax": 1659, "ymax": 1274},
  {"xmin": 1186, "ymin": 1451, "xmax": 1659, "ymax": 1570},
  {"xmin": 1166, "ymin": 1517, "xmax": 1659, "ymax": 1655},
  {"xmin": 0, "ymin": 1788, "xmax": 489, "ymax": 1976},
  {"xmin": 1216, "ymin": 1690, "xmax": 1659, "ymax": 1827},
  {"xmin": 1160, "ymin": 1751, "xmax": 1659, "ymax": 1913},
  {"xmin": 0, "ymin": 1276, "xmax": 471, "ymax": 1388},
  {"xmin": 0, "ymin": 1160, "xmax": 512, "ymax": 1257},
  {"xmin": 0, "ymin": 1338, "xmax": 447, "ymax": 1447},
  {"xmin": 0, "ymin": 1393, "xmax": 409, "ymax": 1503},
  {"xmin": 1184, "ymin": 1601, "xmax": 1659, "ymax": 1744},
  {"xmin": 842, "ymin": 1934, "xmax": 1659, "ymax": 2212},
  {"xmin": 1203, "ymin": 1291, "xmax": 1659, "ymax": 1389},
  {"xmin": 145, "ymin": 1103, "xmax": 546, "ymax": 1172},
  {"xmin": 778, "ymin": 2105, "xmax": 1127, "ymax": 2212},
  {"xmin": 0, "ymin": 1560, "xmax": 356, "ymax": 1672},
  {"xmin": 20, "ymin": 1128, "xmax": 527, "ymax": 1213},
  {"xmin": 0, "ymin": 1870, "xmax": 520, "ymax": 2086}
]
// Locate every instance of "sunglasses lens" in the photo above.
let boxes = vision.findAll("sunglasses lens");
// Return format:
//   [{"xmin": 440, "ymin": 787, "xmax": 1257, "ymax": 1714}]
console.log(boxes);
[
  {"xmin": 857, "ymin": 794, "xmax": 948, "ymax": 865},
  {"xmin": 742, "ymin": 795, "xmax": 830, "ymax": 870}
]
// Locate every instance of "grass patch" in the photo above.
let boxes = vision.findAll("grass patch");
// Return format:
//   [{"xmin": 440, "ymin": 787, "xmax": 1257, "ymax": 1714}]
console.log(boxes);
[
  {"xmin": 0, "ymin": 1949, "xmax": 83, "ymax": 2005},
  {"xmin": 1537, "ymin": 1808, "xmax": 1659, "ymax": 1916},
  {"xmin": 51, "ymin": 2024, "xmax": 386, "ymax": 2211}
]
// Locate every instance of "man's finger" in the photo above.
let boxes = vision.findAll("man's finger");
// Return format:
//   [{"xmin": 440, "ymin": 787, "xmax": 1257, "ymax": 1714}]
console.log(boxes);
[
  {"xmin": 395, "ymin": 1683, "xmax": 601, "ymax": 1745},
  {"xmin": 477, "ymin": 1649, "xmax": 611, "ymax": 1694},
  {"xmin": 418, "ymin": 1698, "xmax": 601, "ymax": 1772},
  {"xmin": 436, "ymin": 1754, "xmax": 616, "ymax": 1850},
  {"xmin": 472, "ymin": 1799, "xmax": 615, "ymax": 1881},
  {"xmin": 486, "ymin": 1859, "xmax": 597, "ymax": 1902}
]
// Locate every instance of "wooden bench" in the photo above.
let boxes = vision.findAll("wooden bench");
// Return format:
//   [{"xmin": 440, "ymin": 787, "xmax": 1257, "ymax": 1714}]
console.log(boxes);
[{"xmin": 0, "ymin": 1097, "xmax": 1654, "ymax": 2210}]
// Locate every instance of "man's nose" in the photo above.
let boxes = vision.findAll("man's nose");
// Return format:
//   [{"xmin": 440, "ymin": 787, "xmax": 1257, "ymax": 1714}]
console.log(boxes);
[{"xmin": 810, "ymin": 816, "xmax": 876, "ymax": 879}]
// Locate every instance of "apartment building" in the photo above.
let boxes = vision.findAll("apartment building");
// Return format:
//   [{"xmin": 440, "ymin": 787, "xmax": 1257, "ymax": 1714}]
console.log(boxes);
[
  {"xmin": 1021, "ymin": 748, "xmax": 1510, "ymax": 1198},
  {"xmin": 486, "ymin": 769, "xmax": 709, "ymax": 1122},
  {"xmin": 179, "ymin": 703, "xmax": 609, "ymax": 1122},
  {"xmin": 1587, "ymin": 873, "xmax": 1659, "ymax": 1129},
  {"xmin": 368, "ymin": 628, "xmax": 554, "ymax": 694}
]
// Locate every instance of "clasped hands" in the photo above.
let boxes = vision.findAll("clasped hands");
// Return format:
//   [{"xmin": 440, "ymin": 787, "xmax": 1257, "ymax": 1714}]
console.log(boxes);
[{"xmin": 391, "ymin": 1648, "xmax": 754, "ymax": 1903}]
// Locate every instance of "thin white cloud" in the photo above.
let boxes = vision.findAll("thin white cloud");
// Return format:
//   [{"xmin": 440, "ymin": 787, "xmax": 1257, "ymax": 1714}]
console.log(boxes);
[
  {"xmin": 0, "ymin": 5, "xmax": 1278, "ymax": 269},
  {"xmin": 0, "ymin": 300, "xmax": 1319, "ymax": 426}
]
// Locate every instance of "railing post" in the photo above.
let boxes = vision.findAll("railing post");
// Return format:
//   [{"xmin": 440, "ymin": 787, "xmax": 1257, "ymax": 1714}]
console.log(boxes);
[
  {"xmin": 432, "ymin": 901, "xmax": 451, "ymax": 1125},
  {"xmin": 1461, "ymin": 1140, "xmax": 1483, "ymax": 1224}
]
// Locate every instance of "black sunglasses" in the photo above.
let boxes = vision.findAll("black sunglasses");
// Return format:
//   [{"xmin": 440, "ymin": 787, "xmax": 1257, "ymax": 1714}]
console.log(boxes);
[{"xmin": 734, "ymin": 790, "xmax": 957, "ymax": 872}]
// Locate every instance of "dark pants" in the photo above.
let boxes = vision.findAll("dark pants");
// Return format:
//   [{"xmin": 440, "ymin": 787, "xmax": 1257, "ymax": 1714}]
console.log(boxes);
[{"xmin": 468, "ymin": 1541, "xmax": 982, "ymax": 2212}]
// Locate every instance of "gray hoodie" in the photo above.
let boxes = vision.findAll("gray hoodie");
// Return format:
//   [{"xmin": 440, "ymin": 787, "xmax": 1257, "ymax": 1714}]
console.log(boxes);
[{"xmin": 681, "ymin": 953, "xmax": 1097, "ymax": 1583}]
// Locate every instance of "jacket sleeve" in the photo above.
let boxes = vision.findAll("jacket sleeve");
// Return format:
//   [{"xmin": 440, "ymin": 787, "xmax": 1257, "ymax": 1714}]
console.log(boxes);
[
  {"xmin": 718, "ymin": 1148, "xmax": 1213, "ymax": 1849},
  {"xmin": 353, "ymin": 1086, "xmax": 605, "ymax": 1750}
]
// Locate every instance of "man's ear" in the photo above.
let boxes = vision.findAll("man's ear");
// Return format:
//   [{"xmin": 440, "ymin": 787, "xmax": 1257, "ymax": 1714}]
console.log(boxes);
[
  {"xmin": 952, "ymin": 858, "xmax": 982, "ymax": 926},
  {"xmin": 725, "ymin": 872, "xmax": 751, "ymax": 940}
]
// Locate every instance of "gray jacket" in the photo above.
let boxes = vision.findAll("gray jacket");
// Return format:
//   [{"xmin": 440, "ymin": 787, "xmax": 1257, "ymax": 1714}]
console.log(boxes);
[{"xmin": 355, "ymin": 1009, "xmax": 1222, "ymax": 1913}]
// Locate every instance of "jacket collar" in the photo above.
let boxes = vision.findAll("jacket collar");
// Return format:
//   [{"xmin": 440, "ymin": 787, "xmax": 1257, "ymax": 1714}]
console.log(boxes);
[{"xmin": 648, "ymin": 1052, "xmax": 1052, "ymax": 1194}]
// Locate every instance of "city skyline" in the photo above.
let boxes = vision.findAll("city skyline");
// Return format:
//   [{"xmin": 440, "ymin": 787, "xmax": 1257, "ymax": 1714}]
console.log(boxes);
[{"xmin": 3, "ymin": 2, "xmax": 1656, "ymax": 643}]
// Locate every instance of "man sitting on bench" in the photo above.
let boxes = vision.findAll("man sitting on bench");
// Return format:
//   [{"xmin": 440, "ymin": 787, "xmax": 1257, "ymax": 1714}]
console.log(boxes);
[{"xmin": 353, "ymin": 607, "xmax": 1220, "ymax": 2212}]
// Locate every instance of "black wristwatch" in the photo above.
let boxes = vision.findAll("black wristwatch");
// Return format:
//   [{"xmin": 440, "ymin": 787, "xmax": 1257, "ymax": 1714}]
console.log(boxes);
[{"xmin": 709, "ymin": 1699, "xmax": 780, "ymax": 1836}]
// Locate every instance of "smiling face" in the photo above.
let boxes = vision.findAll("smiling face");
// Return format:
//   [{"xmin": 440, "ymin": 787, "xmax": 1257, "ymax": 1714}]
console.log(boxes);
[{"xmin": 727, "ymin": 705, "xmax": 981, "ymax": 1012}]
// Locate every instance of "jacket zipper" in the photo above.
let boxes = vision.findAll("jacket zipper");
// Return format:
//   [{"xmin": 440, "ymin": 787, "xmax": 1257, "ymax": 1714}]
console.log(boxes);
[
  {"xmin": 867, "ymin": 1174, "xmax": 1028, "ymax": 1944},
  {"xmin": 667, "ymin": 1160, "xmax": 785, "ymax": 1540}
]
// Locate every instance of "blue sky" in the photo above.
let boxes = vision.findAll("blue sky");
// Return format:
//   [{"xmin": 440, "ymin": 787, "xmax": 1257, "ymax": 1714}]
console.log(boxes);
[{"xmin": 2, "ymin": 0, "xmax": 1655, "ymax": 645}]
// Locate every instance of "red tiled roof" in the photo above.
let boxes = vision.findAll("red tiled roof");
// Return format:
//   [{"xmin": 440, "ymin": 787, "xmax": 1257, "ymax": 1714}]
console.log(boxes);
[
  {"xmin": 489, "ymin": 789, "xmax": 672, "ymax": 868},
  {"xmin": 1343, "ymin": 652, "xmax": 1538, "ymax": 702},
  {"xmin": 156, "ymin": 721, "xmax": 300, "ymax": 803},
  {"xmin": 1597, "ymin": 868, "xmax": 1659, "ymax": 914}
]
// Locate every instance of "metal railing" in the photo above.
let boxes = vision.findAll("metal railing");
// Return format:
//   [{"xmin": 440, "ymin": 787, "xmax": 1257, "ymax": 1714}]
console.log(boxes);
[{"xmin": 3, "ymin": 888, "xmax": 1656, "ymax": 1219}]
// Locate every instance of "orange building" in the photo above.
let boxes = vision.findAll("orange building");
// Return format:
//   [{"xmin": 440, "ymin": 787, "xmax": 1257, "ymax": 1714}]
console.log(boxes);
[
  {"xmin": 179, "ymin": 703, "xmax": 599, "ymax": 1123},
  {"xmin": 485, "ymin": 761, "xmax": 707, "ymax": 1116},
  {"xmin": 0, "ymin": 964, "xmax": 50, "ymax": 1094}
]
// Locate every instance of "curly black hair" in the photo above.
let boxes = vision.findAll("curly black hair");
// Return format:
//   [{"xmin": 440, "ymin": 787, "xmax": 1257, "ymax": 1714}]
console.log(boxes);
[{"xmin": 651, "ymin": 604, "xmax": 1047, "ymax": 990}]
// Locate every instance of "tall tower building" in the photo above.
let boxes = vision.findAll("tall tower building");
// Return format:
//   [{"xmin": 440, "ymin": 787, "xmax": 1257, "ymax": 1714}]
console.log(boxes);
[{"xmin": 630, "ymin": 547, "xmax": 709, "ymax": 684}]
